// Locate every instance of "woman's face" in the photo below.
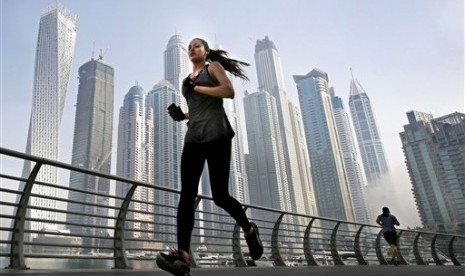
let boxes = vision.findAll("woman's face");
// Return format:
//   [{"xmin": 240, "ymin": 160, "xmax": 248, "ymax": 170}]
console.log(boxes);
[{"xmin": 188, "ymin": 39, "xmax": 208, "ymax": 63}]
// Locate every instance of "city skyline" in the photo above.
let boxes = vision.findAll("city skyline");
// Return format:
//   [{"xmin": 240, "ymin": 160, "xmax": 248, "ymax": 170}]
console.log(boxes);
[{"xmin": 2, "ymin": 0, "xmax": 464, "ymax": 229}]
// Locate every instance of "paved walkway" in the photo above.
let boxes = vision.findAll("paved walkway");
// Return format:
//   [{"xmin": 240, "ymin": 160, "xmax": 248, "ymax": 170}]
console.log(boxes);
[{"xmin": 1, "ymin": 266, "xmax": 464, "ymax": 276}]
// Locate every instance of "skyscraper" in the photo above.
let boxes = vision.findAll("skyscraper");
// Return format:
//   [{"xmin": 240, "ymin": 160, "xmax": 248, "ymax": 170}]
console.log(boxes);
[
  {"xmin": 400, "ymin": 111, "xmax": 465, "ymax": 234},
  {"xmin": 164, "ymin": 34, "xmax": 190, "ymax": 93},
  {"xmin": 67, "ymin": 58, "xmax": 114, "ymax": 251},
  {"xmin": 20, "ymin": 4, "xmax": 77, "ymax": 234},
  {"xmin": 293, "ymin": 69, "xmax": 355, "ymax": 222},
  {"xmin": 348, "ymin": 71, "xmax": 389, "ymax": 184},
  {"xmin": 116, "ymin": 85, "xmax": 154, "ymax": 249},
  {"xmin": 147, "ymin": 80, "xmax": 182, "ymax": 244},
  {"xmin": 330, "ymin": 88, "xmax": 370, "ymax": 224},
  {"xmin": 243, "ymin": 90, "xmax": 291, "ymax": 216},
  {"xmin": 288, "ymin": 103, "xmax": 317, "ymax": 216},
  {"xmin": 254, "ymin": 36, "xmax": 313, "ymax": 216},
  {"xmin": 163, "ymin": 34, "xmax": 189, "ymax": 154}
]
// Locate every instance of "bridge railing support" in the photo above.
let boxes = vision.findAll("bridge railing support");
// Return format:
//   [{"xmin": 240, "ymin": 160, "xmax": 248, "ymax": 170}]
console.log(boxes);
[{"xmin": 0, "ymin": 146, "xmax": 464, "ymax": 270}]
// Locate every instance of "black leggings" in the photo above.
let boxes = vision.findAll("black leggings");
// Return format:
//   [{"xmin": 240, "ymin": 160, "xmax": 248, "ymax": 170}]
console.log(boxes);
[{"xmin": 177, "ymin": 137, "xmax": 251, "ymax": 252}]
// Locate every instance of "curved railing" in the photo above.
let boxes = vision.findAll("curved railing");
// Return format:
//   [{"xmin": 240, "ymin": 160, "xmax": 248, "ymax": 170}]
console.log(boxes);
[{"xmin": 0, "ymin": 147, "xmax": 464, "ymax": 270}]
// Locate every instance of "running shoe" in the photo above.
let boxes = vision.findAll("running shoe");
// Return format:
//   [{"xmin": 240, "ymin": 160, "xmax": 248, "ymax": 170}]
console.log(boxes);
[
  {"xmin": 244, "ymin": 222, "xmax": 263, "ymax": 260},
  {"xmin": 156, "ymin": 248, "xmax": 190, "ymax": 276}
]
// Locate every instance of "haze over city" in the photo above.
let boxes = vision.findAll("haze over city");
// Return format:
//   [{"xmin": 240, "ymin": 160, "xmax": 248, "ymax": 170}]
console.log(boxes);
[{"xmin": 1, "ymin": 0, "xmax": 464, "ymax": 230}]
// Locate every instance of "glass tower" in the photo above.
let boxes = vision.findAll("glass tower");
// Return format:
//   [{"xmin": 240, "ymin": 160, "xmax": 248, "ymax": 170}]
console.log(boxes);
[
  {"xmin": 348, "ymin": 72, "xmax": 389, "ymax": 184},
  {"xmin": 147, "ymin": 80, "xmax": 182, "ymax": 244},
  {"xmin": 293, "ymin": 69, "xmax": 355, "ymax": 222},
  {"xmin": 400, "ymin": 111, "xmax": 465, "ymax": 234},
  {"xmin": 67, "ymin": 58, "xmax": 114, "ymax": 251},
  {"xmin": 116, "ymin": 85, "xmax": 155, "ymax": 250},
  {"xmin": 331, "ymin": 88, "xmax": 370, "ymax": 224},
  {"xmin": 243, "ymin": 90, "xmax": 291, "ymax": 216},
  {"xmin": 254, "ymin": 36, "xmax": 313, "ymax": 216},
  {"xmin": 164, "ymin": 34, "xmax": 189, "ymax": 93},
  {"xmin": 20, "ymin": 4, "xmax": 77, "ymax": 235}
]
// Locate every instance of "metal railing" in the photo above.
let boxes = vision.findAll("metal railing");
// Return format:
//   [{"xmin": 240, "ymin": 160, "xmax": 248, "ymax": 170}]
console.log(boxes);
[{"xmin": 0, "ymin": 146, "xmax": 464, "ymax": 270}]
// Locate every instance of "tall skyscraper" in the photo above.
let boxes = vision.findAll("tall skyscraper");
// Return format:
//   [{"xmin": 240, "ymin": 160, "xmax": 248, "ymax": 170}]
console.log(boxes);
[
  {"xmin": 254, "ymin": 36, "xmax": 313, "ymax": 216},
  {"xmin": 288, "ymin": 103, "xmax": 317, "ymax": 216},
  {"xmin": 330, "ymin": 88, "xmax": 370, "ymax": 225},
  {"xmin": 116, "ymin": 85, "xmax": 154, "ymax": 249},
  {"xmin": 164, "ymin": 34, "xmax": 189, "ymax": 148},
  {"xmin": 66, "ymin": 58, "xmax": 114, "ymax": 251},
  {"xmin": 400, "ymin": 111, "xmax": 465, "ymax": 234},
  {"xmin": 20, "ymin": 4, "xmax": 77, "ymax": 234},
  {"xmin": 164, "ymin": 34, "xmax": 190, "ymax": 93},
  {"xmin": 348, "ymin": 71, "xmax": 389, "ymax": 184},
  {"xmin": 147, "ymin": 80, "xmax": 182, "ymax": 244},
  {"xmin": 243, "ymin": 90, "xmax": 291, "ymax": 216},
  {"xmin": 293, "ymin": 69, "xmax": 355, "ymax": 222}
]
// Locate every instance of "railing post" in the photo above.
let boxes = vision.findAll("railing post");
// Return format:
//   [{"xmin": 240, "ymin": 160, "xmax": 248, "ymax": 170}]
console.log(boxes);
[
  {"xmin": 271, "ymin": 213, "xmax": 286, "ymax": 266},
  {"xmin": 113, "ymin": 183, "xmax": 137, "ymax": 269},
  {"xmin": 354, "ymin": 225, "xmax": 368, "ymax": 265},
  {"xmin": 189, "ymin": 197, "xmax": 202, "ymax": 268},
  {"xmin": 413, "ymin": 232, "xmax": 427, "ymax": 265},
  {"xmin": 330, "ymin": 222, "xmax": 344, "ymax": 265},
  {"xmin": 431, "ymin": 234, "xmax": 443, "ymax": 266},
  {"xmin": 396, "ymin": 230, "xmax": 407, "ymax": 265},
  {"xmin": 303, "ymin": 218, "xmax": 318, "ymax": 266},
  {"xmin": 7, "ymin": 161, "xmax": 43, "ymax": 270},
  {"xmin": 375, "ymin": 229, "xmax": 388, "ymax": 265},
  {"xmin": 448, "ymin": 236, "xmax": 461, "ymax": 266},
  {"xmin": 232, "ymin": 207, "xmax": 248, "ymax": 267}
]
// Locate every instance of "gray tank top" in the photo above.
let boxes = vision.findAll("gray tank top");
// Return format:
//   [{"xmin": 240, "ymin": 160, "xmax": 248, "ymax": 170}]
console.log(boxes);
[{"xmin": 182, "ymin": 65, "xmax": 235, "ymax": 143}]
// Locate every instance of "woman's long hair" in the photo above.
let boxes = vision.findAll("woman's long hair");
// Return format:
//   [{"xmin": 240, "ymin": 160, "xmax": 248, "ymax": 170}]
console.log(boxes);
[{"xmin": 194, "ymin": 38, "xmax": 250, "ymax": 80}]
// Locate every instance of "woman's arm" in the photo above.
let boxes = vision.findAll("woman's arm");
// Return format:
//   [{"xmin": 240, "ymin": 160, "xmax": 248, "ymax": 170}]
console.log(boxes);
[{"xmin": 193, "ymin": 61, "xmax": 234, "ymax": 99}]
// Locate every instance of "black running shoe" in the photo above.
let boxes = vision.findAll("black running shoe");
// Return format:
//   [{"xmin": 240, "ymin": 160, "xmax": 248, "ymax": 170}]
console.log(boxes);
[
  {"xmin": 245, "ymin": 222, "xmax": 263, "ymax": 260},
  {"xmin": 156, "ymin": 248, "xmax": 190, "ymax": 276}
]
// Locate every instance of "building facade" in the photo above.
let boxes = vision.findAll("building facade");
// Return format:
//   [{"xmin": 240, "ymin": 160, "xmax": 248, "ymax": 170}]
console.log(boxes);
[
  {"xmin": 147, "ymin": 80, "xmax": 183, "ymax": 245},
  {"xmin": 164, "ymin": 34, "xmax": 190, "ymax": 93},
  {"xmin": 400, "ymin": 111, "xmax": 465, "ymax": 234},
  {"xmin": 20, "ymin": 4, "xmax": 77, "ymax": 235},
  {"xmin": 254, "ymin": 36, "xmax": 313, "ymax": 216},
  {"xmin": 116, "ymin": 85, "xmax": 155, "ymax": 250},
  {"xmin": 67, "ymin": 58, "xmax": 114, "ymax": 251},
  {"xmin": 288, "ymin": 103, "xmax": 317, "ymax": 216},
  {"xmin": 293, "ymin": 69, "xmax": 355, "ymax": 222},
  {"xmin": 243, "ymin": 90, "xmax": 291, "ymax": 217},
  {"xmin": 331, "ymin": 88, "xmax": 370, "ymax": 224},
  {"xmin": 348, "ymin": 73, "xmax": 389, "ymax": 184}
]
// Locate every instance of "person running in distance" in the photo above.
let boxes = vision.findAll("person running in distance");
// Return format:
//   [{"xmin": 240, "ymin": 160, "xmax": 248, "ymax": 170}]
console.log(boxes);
[
  {"xmin": 376, "ymin": 207, "xmax": 400, "ymax": 265},
  {"xmin": 156, "ymin": 37, "xmax": 263, "ymax": 276}
]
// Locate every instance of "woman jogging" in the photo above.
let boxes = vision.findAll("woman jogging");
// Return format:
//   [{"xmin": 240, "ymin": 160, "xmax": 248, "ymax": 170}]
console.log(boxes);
[
  {"xmin": 376, "ymin": 207, "xmax": 400, "ymax": 265},
  {"xmin": 156, "ymin": 37, "xmax": 263, "ymax": 276}
]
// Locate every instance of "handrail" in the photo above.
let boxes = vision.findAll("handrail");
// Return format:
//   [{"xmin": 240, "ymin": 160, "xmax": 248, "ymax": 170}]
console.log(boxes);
[{"xmin": 1, "ymin": 146, "xmax": 464, "ymax": 270}]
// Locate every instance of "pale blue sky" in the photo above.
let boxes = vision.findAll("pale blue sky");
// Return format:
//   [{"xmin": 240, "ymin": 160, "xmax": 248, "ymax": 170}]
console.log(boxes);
[{"xmin": 1, "ymin": 0, "xmax": 464, "ymax": 227}]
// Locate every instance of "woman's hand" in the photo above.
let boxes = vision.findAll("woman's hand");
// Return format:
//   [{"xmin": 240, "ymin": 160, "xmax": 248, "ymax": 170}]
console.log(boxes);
[{"xmin": 168, "ymin": 104, "xmax": 186, "ymax": 121}]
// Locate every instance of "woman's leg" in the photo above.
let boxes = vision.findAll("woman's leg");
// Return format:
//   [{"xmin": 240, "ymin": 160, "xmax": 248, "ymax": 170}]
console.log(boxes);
[
  {"xmin": 177, "ymin": 142, "xmax": 206, "ymax": 252},
  {"xmin": 206, "ymin": 138, "xmax": 251, "ymax": 232}
]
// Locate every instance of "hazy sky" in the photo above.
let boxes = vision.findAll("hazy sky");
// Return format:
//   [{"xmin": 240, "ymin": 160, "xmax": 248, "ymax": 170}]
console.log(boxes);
[{"xmin": 1, "ymin": 0, "xmax": 464, "ymax": 228}]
